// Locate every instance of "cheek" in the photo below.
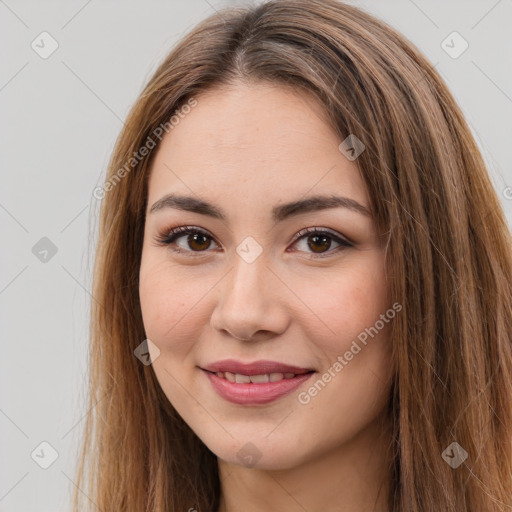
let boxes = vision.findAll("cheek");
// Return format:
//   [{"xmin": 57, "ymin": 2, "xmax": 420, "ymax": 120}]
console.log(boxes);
[
  {"xmin": 292, "ymin": 252, "xmax": 394, "ymax": 417},
  {"xmin": 139, "ymin": 257, "xmax": 202, "ymax": 350},
  {"xmin": 292, "ymin": 253, "xmax": 389, "ymax": 354},
  {"xmin": 139, "ymin": 258, "xmax": 205, "ymax": 406},
  {"xmin": 293, "ymin": 269, "xmax": 394, "ymax": 449}
]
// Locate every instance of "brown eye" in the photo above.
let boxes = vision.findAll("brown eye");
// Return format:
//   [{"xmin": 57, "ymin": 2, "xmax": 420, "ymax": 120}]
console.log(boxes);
[
  {"xmin": 186, "ymin": 232, "xmax": 212, "ymax": 251},
  {"xmin": 154, "ymin": 226, "xmax": 219, "ymax": 255},
  {"xmin": 306, "ymin": 233, "xmax": 333, "ymax": 253},
  {"xmin": 291, "ymin": 227, "xmax": 352, "ymax": 258}
]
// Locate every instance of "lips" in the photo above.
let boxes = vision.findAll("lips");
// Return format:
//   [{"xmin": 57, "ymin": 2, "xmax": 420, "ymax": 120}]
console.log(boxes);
[{"xmin": 200, "ymin": 359, "xmax": 315, "ymax": 405}]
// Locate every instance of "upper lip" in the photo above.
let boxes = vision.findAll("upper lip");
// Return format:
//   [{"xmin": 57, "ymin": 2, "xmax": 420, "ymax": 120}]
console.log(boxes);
[{"xmin": 201, "ymin": 359, "xmax": 314, "ymax": 376}]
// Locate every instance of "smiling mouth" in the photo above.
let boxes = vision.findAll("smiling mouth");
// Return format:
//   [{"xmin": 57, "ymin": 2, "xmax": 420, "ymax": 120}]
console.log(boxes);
[
  {"xmin": 200, "ymin": 368, "xmax": 316, "ymax": 405},
  {"xmin": 204, "ymin": 369, "xmax": 312, "ymax": 383}
]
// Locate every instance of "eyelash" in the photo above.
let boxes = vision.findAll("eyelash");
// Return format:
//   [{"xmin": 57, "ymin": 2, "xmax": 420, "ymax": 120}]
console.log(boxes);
[{"xmin": 153, "ymin": 225, "xmax": 353, "ymax": 259}]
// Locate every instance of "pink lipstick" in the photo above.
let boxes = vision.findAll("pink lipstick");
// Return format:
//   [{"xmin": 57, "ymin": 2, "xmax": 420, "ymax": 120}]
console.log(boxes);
[{"xmin": 200, "ymin": 359, "xmax": 315, "ymax": 405}]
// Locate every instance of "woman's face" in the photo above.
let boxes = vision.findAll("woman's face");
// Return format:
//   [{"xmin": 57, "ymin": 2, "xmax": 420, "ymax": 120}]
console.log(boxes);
[{"xmin": 139, "ymin": 82, "xmax": 394, "ymax": 470}]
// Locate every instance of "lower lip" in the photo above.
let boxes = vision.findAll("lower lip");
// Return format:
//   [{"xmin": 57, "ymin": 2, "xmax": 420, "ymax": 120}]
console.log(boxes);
[{"xmin": 202, "ymin": 369, "xmax": 314, "ymax": 405}]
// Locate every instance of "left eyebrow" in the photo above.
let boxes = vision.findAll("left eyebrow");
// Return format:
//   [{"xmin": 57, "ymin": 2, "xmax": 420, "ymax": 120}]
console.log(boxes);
[{"xmin": 148, "ymin": 193, "xmax": 371, "ymax": 221}]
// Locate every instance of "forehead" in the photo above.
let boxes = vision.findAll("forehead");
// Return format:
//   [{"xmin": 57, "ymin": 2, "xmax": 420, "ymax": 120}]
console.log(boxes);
[{"xmin": 147, "ymin": 82, "xmax": 368, "ymax": 215}]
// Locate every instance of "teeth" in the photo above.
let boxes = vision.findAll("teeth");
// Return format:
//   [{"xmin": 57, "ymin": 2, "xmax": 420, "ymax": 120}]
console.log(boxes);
[
  {"xmin": 249, "ymin": 374, "xmax": 269, "ymax": 383},
  {"xmin": 224, "ymin": 371, "xmax": 236, "ymax": 383},
  {"xmin": 235, "ymin": 373, "xmax": 251, "ymax": 383},
  {"xmin": 214, "ymin": 371, "xmax": 298, "ymax": 382}
]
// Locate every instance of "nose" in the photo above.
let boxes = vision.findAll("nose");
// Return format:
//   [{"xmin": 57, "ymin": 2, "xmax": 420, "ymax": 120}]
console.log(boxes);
[{"xmin": 210, "ymin": 252, "xmax": 290, "ymax": 342}]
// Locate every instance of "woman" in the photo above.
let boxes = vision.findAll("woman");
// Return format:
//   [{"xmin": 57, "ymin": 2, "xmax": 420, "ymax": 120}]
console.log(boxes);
[{"xmin": 74, "ymin": 1, "xmax": 512, "ymax": 510}]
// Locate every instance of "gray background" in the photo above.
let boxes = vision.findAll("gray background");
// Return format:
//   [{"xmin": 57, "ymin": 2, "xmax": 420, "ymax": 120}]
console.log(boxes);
[{"xmin": 1, "ymin": 1, "xmax": 511, "ymax": 511}]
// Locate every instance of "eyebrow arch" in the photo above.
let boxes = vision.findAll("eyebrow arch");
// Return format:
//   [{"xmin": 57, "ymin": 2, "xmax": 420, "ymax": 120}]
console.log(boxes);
[{"xmin": 148, "ymin": 193, "xmax": 371, "ymax": 221}]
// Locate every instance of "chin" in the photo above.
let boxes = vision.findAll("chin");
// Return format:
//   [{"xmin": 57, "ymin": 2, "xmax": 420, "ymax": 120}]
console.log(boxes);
[{"xmin": 200, "ymin": 430, "xmax": 313, "ymax": 471}]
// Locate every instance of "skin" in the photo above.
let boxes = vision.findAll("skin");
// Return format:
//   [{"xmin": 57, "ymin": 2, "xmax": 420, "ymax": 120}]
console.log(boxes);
[{"xmin": 139, "ymin": 81, "xmax": 395, "ymax": 512}]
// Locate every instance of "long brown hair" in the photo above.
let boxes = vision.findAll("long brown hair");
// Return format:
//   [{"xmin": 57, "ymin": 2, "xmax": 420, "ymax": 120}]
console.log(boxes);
[{"xmin": 73, "ymin": 1, "xmax": 512, "ymax": 510}]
